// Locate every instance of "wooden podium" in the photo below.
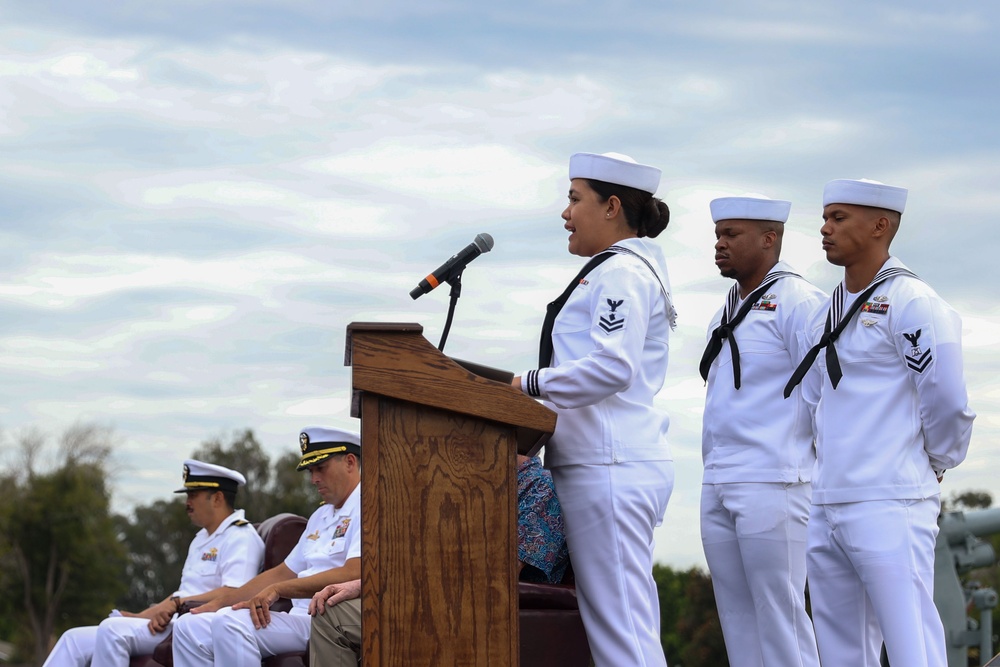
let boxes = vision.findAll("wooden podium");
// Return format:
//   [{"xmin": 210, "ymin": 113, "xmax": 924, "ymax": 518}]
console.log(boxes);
[{"xmin": 345, "ymin": 322, "xmax": 556, "ymax": 666}]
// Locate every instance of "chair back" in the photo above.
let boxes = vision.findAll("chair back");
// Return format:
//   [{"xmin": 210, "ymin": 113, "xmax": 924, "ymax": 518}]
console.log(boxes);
[{"xmin": 257, "ymin": 513, "xmax": 308, "ymax": 570}]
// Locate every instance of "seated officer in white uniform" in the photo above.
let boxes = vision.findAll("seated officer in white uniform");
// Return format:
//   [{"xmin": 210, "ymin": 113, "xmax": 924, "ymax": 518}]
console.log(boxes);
[
  {"xmin": 699, "ymin": 195, "xmax": 824, "ymax": 667},
  {"xmin": 171, "ymin": 426, "xmax": 361, "ymax": 667},
  {"xmin": 43, "ymin": 460, "xmax": 264, "ymax": 667},
  {"xmin": 785, "ymin": 178, "xmax": 976, "ymax": 667}
]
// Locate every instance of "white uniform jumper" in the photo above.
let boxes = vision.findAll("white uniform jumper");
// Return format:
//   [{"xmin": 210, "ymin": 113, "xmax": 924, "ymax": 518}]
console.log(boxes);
[
  {"xmin": 172, "ymin": 486, "xmax": 361, "ymax": 667},
  {"xmin": 701, "ymin": 261, "xmax": 824, "ymax": 667},
  {"xmin": 43, "ymin": 510, "xmax": 264, "ymax": 667},
  {"xmin": 521, "ymin": 237, "xmax": 676, "ymax": 667},
  {"xmin": 797, "ymin": 257, "xmax": 975, "ymax": 667}
]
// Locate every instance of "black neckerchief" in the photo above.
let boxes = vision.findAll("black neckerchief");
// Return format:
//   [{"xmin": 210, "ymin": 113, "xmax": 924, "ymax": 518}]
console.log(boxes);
[
  {"xmin": 537, "ymin": 251, "xmax": 616, "ymax": 368},
  {"xmin": 783, "ymin": 266, "xmax": 917, "ymax": 398},
  {"xmin": 699, "ymin": 269, "xmax": 799, "ymax": 389}
]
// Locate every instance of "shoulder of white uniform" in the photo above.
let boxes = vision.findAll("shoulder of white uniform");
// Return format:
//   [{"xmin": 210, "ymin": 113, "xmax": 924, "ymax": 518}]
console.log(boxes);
[
  {"xmin": 884, "ymin": 270, "xmax": 944, "ymax": 303},
  {"xmin": 780, "ymin": 274, "xmax": 827, "ymax": 301}
]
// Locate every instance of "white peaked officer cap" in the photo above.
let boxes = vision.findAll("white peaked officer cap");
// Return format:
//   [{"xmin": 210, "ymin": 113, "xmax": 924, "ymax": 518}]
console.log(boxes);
[
  {"xmin": 710, "ymin": 195, "xmax": 791, "ymax": 223},
  {"xmin": 823, "ymin": 178, "xmax": 908, "ymax": 214},
  {"xmin": 174, "ymin": 459, "xmax": 247, "ymax": 494},
  {"xmin": 568, "ymin": 152, "xmax": 662, "ymax": 195},
  {"xmin": 296, "ymin": 426, "xmax": 362, "ymax": 471}
]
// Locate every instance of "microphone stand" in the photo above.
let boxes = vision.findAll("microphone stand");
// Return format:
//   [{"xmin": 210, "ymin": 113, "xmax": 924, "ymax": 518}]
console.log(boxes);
[{"xmin": 437, "ymin": 271, "xmax": 463, "ymax": 352}]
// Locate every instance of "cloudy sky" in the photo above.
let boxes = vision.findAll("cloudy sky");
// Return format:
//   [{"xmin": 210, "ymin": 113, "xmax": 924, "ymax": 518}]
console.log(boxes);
[{"xmin": 0, "ymin": 1, "xmax": 997, "ymax": 569}]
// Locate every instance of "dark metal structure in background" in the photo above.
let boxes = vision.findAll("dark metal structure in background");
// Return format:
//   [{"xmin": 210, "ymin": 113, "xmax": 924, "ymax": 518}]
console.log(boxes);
[{"xmin": 936, "ymin": 508, "xmax": 1000, "ymax": 667}]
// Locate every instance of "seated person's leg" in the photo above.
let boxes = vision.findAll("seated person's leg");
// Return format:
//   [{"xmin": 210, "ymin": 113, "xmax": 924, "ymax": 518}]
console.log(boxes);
[
  {"xmin": 172, "ymin": 611, "xmax": 218, "ymax": 667},
  {"xmin": 93, "ymin": 615, "xmax": 171, "ymax": 664},
  {"xmin": 310, "ymin": 599, "xmax": 362, "ymax": 667},
  {"xmin": 42, "ymin": 625, "xmax": 98, "ymax": 667},
  {"xmin": 212, "ymin": 609, "xmax": 311, "ymax": 666}
]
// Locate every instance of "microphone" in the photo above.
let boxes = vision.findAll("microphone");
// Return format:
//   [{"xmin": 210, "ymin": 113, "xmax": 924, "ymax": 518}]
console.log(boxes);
[{"xmin": 410, "ymin": 233, "xmax": 494, "ymax": 299}]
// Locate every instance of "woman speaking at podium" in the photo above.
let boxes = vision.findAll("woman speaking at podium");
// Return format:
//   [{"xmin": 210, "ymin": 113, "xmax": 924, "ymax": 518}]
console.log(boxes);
[{"xmin": 513, "ymin": 152, "xmax": 676, "ymax": 667}]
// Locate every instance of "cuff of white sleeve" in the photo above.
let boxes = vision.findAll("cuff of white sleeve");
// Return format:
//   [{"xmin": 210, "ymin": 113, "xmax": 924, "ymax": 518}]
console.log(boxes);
[{"xmin": 523, "ymin": 370, "xmax": 542, "ymax": 397}]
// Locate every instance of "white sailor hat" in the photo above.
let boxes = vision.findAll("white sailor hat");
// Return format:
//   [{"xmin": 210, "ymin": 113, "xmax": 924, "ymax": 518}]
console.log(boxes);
[
  {"xmin": 174, "ymin": 459, "xmax": 247, "ymax": 494},
  {"xmin": 568, "ymin": 152, "xmax": 661, "ymax": 195},
  {"xmin": 823, "ymin": 178, "xmax": 907, "ymax": 214},
  {"xmin": 710, "ymin": 195, "xmax": 791, "ymax": 223},
  {"xmin": 296, "ymin": 426, "xmax": 361, "ymax": 471}
]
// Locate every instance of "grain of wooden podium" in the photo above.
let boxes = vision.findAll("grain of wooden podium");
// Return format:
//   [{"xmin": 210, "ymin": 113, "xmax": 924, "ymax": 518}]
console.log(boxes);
[{"xmin": 345, "ymin": 322, "xmax": 556, "ymax": 666}]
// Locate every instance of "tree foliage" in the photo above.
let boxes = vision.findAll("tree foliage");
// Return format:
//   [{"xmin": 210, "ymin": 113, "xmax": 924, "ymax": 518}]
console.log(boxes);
[
  {"xmin": 0, "ymin": 424, "xmax": 126, "ymax": 666},
  {"xmin": 113, "ymin": 498, "xmax": 192, "ymax": 613},
  {"xmin": 655, "ymin": 564, "xmax": 729, "ymax": 666},
  {"xmin": 943, "ymin": 489, "xmax": 993, "ymax": 512}
]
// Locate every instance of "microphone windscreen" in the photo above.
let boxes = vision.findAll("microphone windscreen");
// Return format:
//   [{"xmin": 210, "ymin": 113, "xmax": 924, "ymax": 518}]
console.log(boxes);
[{"xmin": 474, "ymin": 233, "xmax": 494, "ymax": 253}]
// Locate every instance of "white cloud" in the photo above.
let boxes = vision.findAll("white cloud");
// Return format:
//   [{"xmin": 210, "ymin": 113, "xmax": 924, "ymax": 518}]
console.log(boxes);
[{"xmin": 304, "ymin": 139, "xmax": 563, "ymax": 210}]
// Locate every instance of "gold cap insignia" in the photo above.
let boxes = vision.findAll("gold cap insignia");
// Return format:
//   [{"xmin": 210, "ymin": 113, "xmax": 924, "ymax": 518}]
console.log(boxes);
[
  {"xmin": 299, "ymin": 432, "xmax": 309, "ymax": 453},
  {"xmin": 183, "ymin": 464, "xmax": 190, "ymax": 481}
]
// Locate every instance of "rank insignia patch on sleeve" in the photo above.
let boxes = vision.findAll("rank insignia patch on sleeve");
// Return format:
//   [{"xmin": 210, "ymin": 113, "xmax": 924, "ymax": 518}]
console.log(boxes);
[
  {"xmin": 903, "ymin": 329, "xmax": 933, "ymax": 373},
  {"xmin": 598, "ymin": 297, "xmax": 629, "ymax": 334}
]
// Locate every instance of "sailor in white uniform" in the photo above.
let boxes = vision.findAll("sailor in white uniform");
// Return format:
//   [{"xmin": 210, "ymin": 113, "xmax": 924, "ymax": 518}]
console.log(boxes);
[
  {"xmin": 515, "ymin": 152, "xmax": 677, "ymax": 667},
  {"xmin": 171, "ymin": 427, "xmax": 362, "ymax": 667},
  {"xmin": 699, "ymin": 195, "xmax": 824, "ymax": 667},
  {"xmin": 785, "ymin": 178, "xmax": 975, "ymax": 667},
  {"xmin": 43, "ymin": 460, "xmax": 264, "ymax": 667}
]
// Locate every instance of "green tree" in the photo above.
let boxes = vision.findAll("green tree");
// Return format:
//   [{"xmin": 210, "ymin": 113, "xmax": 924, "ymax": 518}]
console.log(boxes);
[
  {"xmin": 269, "ymin": 451, "xmax": 320, "ymax": 517},
  {"xmin": 943, "ymin": 490, "xmax": 993, "ymax": 512},
  {"xmin": 0, "ymin": 424, "xmax": 126, "ymax": 666},
  {"xmin": 0, "ymin": 467, "xmax": 21, "ymax": 645},
  {"xmin": 113, "ymin": 498, "xmax": 191, "ymax": 612},
  {"xmin": 655, "ymin": 564, "xmax": 728, "ymax": 667}
]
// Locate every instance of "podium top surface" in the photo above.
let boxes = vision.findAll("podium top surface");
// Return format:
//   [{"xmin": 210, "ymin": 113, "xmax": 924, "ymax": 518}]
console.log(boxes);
[{"xmin": 345, "ymin": 322, "xmax": 424, "ymax": 366}]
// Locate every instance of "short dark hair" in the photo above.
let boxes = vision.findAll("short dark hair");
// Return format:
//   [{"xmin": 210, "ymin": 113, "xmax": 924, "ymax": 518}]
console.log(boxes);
[
  {"xmin": 757, "ymin": 220, "xmax": 784, "ymax": 256},
  {"xmin": 585, "ymin": 179, "xmax": 670, "ymax": 238}
]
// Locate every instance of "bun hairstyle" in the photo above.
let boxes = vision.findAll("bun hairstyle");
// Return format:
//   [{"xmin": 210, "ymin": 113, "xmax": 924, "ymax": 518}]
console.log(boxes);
[{"xmin": 585, "ymin": 179, "xmax": 670, "ymax": 239}]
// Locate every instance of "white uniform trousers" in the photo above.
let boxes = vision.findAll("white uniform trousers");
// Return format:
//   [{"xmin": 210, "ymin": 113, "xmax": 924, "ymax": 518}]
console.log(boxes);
[
  {"xmin": 43, "ymin": 625, "xmax": 98, "ymax": 667},
  {"xmin": 700, "ymin": 482, "xmax": 819, "ymax": 667},
  {"xmin": 806, "ymin": 498, "xmax": 944, "ymax": 667},
  {"xmin": 551, "ymin": 461, "xmax": 673, "ymax": 667},
  {"xmin": 43, "ymin": 617, "xmax": 172, "ymax": 667},
  {"xmin": 172, "ymin": 608, "xmax": 310, "ymax": 667}
]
